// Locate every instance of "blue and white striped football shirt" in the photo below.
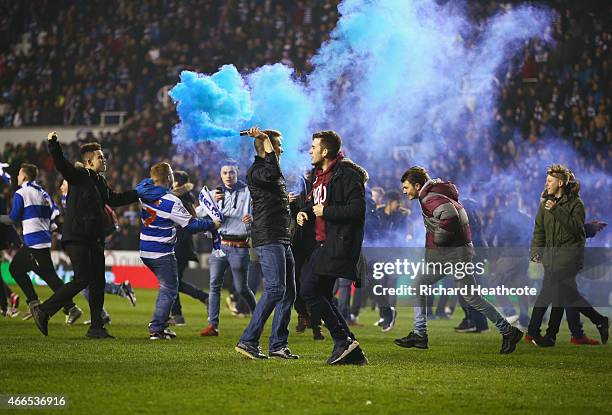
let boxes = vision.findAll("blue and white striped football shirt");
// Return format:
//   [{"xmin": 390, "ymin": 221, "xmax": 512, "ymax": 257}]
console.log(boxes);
[
  {"xmin": 9, "ymin": 181, "xmax": 59, "ymax": 249},
  {"xmin": 139, "ymin": 193, "xmax": 193, "ymax": 259}
]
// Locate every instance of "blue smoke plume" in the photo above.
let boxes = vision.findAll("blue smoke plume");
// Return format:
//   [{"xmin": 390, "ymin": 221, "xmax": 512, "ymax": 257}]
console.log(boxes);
[
  {"xmin": 170, "ymin": 1, "xmax": 552, "ymax": 163},
  {"xmin": 169, "ymin": 66, "xmax": 252, "ymax": 143},
  {"xmin": 169, "ymin": 0, "xmax": 610, "ymax": 246},
  {"xmin": 170, "ymin": 63, "xmax": 315, "ymax": 167}
]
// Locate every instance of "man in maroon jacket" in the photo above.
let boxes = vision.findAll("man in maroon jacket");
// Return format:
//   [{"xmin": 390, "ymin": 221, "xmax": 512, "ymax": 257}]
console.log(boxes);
[{"xmin": 394, "ymin": 166, "xmax": 523, "ymax": 354}]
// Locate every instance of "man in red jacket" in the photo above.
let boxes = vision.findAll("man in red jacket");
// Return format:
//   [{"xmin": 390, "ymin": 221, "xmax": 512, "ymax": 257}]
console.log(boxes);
[
  {"xmin": 394, "ymin": 166, "xmax": 523, "ymax": 354},
  {"xmin": 297, "ymin": 130, "xmax": 368, "ymax": 365}
]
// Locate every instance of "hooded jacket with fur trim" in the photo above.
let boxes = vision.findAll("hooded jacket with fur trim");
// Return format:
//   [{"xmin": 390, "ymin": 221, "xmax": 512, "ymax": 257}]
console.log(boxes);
[
  {"xmin": 301, "ymin": 157, "xmax": 368, "ymax": 280},
  {"xmin": 531, "ymin": 182, "xmax": 585, "ymax": 270}
]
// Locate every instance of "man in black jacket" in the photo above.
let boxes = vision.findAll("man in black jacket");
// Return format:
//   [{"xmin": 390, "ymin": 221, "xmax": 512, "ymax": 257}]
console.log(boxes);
[
  {"xmin": 297, "ymin": 130, "xmax": 368, "ymax": 365},
  {"xmin": 235, "ymin": 127, "xmax": 298, "ymax": 360},
  {"xmin": 31, "ymin": 131, "xmax": 139, "ymax": 339}
]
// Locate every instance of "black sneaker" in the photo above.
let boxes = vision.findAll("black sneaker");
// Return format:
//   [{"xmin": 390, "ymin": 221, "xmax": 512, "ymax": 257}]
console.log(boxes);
[
  {"xmin": 269, "ymin": 347, "xmax": 300, "ymax": 359},
  {"xmin": 22, "ymin": 299, "xmax": 41, "ymax": 321},
  {"xmin": 84, "ymin": 314, "xmax": 112, "ymax": 326},
  {"xmin": 86, "ymin": 327, "xmax": 115, "ymax": 339},
  {"xmin": 394, "ymin": 331, "xmax": 428, "ymax": 349},
  {"xmin": 596, "ymin": 317, "xmax": 609, "ymax": 345},
  {"xmin": 31, "ymin": 305, "xmax": 49, "ymax": 336},
  {"xmin": 327, "ymin": 339, "xmax": 360, "ymax": 365},
  {"xmin": 121, "ymin": 281, "xmax": 137, "ymax": 307},
  {"xmin": 235, "ymin": 342, "xmax": 269, "ymax": 360},
  {"xmin": 338, "ymin": 346, "xmax": 369, "ymax": 365},
  {"xmin": 64, "ymin": 306, "xmax": 83, "ymax": 325},
  {"xmin": 381, "ymin": 308, "xmax": 397, "ymax": 332},
  {"xmin": 150, "ymin": 331, "xmax": 172, "ymax": 340},
  {"xmin": 454, "ymin": 319, "xmax": 477, "ymax": 333},
  {"xmin": 531, "ymin": 335, "xmax": 555, "ymax": 347},
  {"xmin": 500, "ymin": 326, "xmax": 524, "ymax": 354},
  {"xmin": 163, "ymin": 328, "xmax": 177, "ymax": 338}
]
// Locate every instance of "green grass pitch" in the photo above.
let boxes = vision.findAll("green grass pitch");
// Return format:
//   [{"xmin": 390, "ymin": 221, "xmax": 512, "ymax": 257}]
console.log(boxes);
[{"xmin": 1, "ymin": 287, "xmax": 610, "ymax": 414}]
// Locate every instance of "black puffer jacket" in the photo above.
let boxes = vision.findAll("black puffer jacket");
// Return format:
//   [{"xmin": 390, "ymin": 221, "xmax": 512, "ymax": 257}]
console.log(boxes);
[
  {"xmin": 247, "ymin": 152, "xmax": 291, "ymax": 247},
  {"xmin": 301, "ymin": 158, "xmax": 368, "ymax": 279},
  {"xmin": 48, "ymin": 139, "xmax": 138, "ymax": 246}
]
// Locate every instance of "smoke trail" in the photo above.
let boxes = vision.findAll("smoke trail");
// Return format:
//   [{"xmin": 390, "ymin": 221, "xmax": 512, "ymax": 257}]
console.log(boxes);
[
  {"xmin": 169, "ymin": 65, "xmax": 252, "ymax": 143},
  {"xmin": 167, "ymin": 0, "xmax": 612, "ymax": 248},
  {"xmin": 169, "ymin": 63, "xmax": 316, "ymax": 167},
  {"xmin": 170, "ymin": 1, "xmax": 552, "ymax": 164}
]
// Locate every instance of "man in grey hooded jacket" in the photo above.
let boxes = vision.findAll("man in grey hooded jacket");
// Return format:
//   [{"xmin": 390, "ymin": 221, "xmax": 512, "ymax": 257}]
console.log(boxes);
[{"xmin": 200, "ymin": 159, "xmax": 256, "ymax": 336}]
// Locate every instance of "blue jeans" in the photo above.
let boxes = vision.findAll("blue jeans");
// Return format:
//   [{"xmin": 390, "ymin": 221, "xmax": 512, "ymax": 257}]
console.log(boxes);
[
  {"xmin": 412, "ymin": 272, "xmax": 511, "ymax": 336},
  {"xmin": 208, "ymin": 245, "xmax": 256, "ymax": 327},
  {"xmin": 142, "ymin": 254, "xmax": 178, "ymax": 333},
  {"xmin": 239, "ymin": 243, "xmax": 296, "ymax": 351},
  {"xmin": 236, "ymin": 260, "xmax": 263, "ymax": 314}
]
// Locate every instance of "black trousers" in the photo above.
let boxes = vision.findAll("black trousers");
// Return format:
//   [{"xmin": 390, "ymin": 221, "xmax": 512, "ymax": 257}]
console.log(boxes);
[
  {"xmin": 528, "ymin": 266, "xmax": 604, "ymax": 338},
  {"xmin": 171, "ymin": 257, "xmax": 209, "ymax": 316},
  {"xmin": 9, "ymin": 247, "xmax": 75, "ymax": 312},
  {"xmin": 41, "ymin": 242, "xmax": 106, "ymax": 329},
  {"xmin": 293, "ymin": 246, "xmax": 310, "ymax": 317},
  {"xmin": 300, "ymin": 246, "xmax": 354, "ymax": 346}
]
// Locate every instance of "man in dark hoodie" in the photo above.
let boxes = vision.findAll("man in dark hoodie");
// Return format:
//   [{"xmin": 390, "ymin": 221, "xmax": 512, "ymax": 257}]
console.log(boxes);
[
  {"xmin": 31, "ymin": 131, "xmax": 139, "ymax": 339},
  {"xmin": 168, "ymin": 170, "xmax": 210, "ymax": 327},
  {"xmin": 394, "ymin": 166, "xmax": 523, "ymax": 354},
  {"xmin": 297, "ymin": 130, "xmax": 368, "ymax": 365}
]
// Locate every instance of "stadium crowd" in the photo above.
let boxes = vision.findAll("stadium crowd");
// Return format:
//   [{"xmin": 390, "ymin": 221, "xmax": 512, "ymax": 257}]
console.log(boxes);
[{"xmin": 0, "ymin": 0, "xmax": 610, "ymax": 249}]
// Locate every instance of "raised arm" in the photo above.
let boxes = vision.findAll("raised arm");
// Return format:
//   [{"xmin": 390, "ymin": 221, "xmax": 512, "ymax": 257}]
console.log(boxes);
[{"xmin": 47, "ymin": 131, "xmax": 89, "ymax": 185}]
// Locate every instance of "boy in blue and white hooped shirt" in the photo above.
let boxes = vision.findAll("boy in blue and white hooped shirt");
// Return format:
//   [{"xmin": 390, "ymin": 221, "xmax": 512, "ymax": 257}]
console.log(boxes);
[
  {"xmin": 136, "ymin": 162, "xmax": 220, "ymax": 340},
  {"xmin": 0, "ymin": 163, "xmax": 82, "ymax": 322}
]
